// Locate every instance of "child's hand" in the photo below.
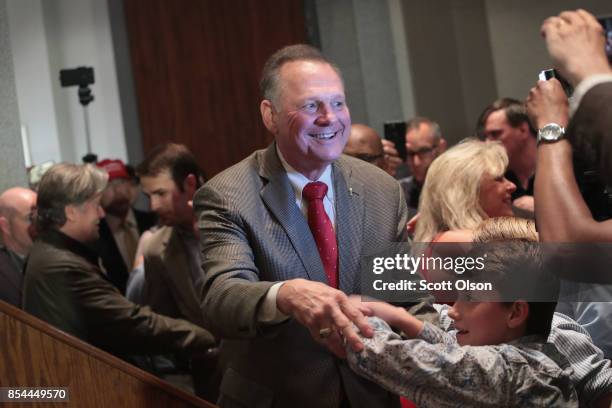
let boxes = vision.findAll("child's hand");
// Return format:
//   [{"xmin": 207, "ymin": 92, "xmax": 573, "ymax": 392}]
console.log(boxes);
[{"xmin": 363, "ymin": 301, "xmax": 405, "ymax": 327}]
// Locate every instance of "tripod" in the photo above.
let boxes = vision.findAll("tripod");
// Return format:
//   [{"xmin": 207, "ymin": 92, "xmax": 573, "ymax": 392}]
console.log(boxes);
[{"xmin": 78, "ymin": 85, "xmax": 96, "ymax": 163}]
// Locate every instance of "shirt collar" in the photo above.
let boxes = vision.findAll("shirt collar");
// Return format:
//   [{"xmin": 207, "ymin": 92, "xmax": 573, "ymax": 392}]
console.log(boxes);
[
  {"xmin": 276, "ymin": 146, "xmax": 334, "ymax": 201},
  {"xmin": 39, "ymin": 229, "xmax": 99, "ymax": 266}
]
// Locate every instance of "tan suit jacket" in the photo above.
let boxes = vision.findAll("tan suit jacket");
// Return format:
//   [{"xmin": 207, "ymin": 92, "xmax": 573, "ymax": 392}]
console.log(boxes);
[
  {"xmin": 143, "ymin": 226, "xmax": 204, "ymax": 326},
  {"xmin": 194, "ymin": 143, "xmax": 434, "ymax": 408}
]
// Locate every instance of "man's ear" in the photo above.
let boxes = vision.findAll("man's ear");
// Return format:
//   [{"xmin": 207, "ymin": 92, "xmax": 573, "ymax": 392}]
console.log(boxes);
[
  {"xmin": 183, "ymin": 174, "xmax": 197, "ymax": 197},
  {"xmin": 507, "ymin": 301, "xmax": 529, "ymax": 329},
  {"xmin": 0, "ymin": 216, "xmax": 9, "ymax": 236},
  {"xmin": 260, "ymin": 100, "xmax": 277, "ymax": 134},
  {"xmin": 518, "ymin": 122, "xmax": 531, "ymax": 140},
  {"xmin": 438, "ymin": 138, "xmax": 448, "ymax": 154},
  {"xmin": 64, "ymin": 204, "xmax": 78, "ymax": 223}
]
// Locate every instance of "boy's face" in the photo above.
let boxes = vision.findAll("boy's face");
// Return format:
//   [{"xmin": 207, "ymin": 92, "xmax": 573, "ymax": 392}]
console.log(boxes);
[{"xmin": 448, "ymin": 301, "xmax": 514, "ymax": 346}]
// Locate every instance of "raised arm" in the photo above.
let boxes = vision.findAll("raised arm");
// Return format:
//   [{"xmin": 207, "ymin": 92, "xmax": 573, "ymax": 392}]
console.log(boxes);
[{"xmin": 528, "ymin": 9, "xmax": 612, "ymax": 242}]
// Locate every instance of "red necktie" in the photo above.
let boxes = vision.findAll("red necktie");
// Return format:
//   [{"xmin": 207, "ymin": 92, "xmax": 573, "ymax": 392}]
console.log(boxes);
[{"xmin": 302, "ymin": 182, "xmax": 338, "ymax": 288}]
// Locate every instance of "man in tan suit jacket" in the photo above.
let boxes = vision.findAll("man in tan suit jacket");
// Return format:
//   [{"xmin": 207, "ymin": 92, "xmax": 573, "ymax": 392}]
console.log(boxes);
[
  {"xmin": 137, "ymin": 143, "xmax": 218, "ymax": 400},
  {"xmin": 194, "ymin": 44, "xmax": 434, "ymax": 408}
]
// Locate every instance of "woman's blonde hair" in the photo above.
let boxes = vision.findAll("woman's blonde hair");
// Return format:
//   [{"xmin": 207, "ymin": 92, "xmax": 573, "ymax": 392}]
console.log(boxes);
[{"xmin": 414, "ymin": 138, "xmax": 508, "ymax": 242}]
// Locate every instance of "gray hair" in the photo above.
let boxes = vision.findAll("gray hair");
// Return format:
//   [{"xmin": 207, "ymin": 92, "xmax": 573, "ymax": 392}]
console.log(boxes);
[
  {"xmin": 36, "ymin": 163, "xmax": 108, "ymax": 231},
  {"xmin": 406, "ymin": 116, "xmax": 442, "ymax": 143},
  {"xmin": 259, "ymin": 44, "xmax": 343, "ymax": 107}
]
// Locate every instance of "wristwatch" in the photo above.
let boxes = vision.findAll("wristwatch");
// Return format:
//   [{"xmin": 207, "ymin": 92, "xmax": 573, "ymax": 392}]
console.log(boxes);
[{"xmin": 537, "ymin": 123, "xmax": 565, "ymax": 144}]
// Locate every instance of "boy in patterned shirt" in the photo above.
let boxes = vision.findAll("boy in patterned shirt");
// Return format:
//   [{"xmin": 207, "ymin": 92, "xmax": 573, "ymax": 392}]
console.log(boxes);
[{"xmin": 347, "ymin": 238, "xmax": 578, "ymax": 407}]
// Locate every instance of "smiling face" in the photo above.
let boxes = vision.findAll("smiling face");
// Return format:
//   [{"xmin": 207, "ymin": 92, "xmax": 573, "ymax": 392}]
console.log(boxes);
[
  {"xmin": 479, "ymin": 172, "xmax": 516, "ymax": 217},
  {"xmin": 261, "ymin": 60, "xmax": 350, "ymax": 180},
  {"xmin": 448, "ymin": 301, "xmax": 514, "ymax": 346},
  {"xmin": 69, "ymin": 193, "xmax": 105, "ymax": 243}
]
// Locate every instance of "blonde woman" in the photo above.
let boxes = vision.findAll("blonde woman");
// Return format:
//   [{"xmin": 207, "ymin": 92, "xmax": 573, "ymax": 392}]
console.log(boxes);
[{"xmin": 414, "ymin": 138, "xmax": 516, "ymax": 243}]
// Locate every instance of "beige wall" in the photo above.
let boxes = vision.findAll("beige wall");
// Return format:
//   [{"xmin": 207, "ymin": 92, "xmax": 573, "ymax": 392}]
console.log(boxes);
[
  {"xmin": 394, "ymin": 0, "xmax": 612, "ymax": 146},
  {"xmin": 486, "ymin": 0, "xmax": 612, "ymax": 99}
]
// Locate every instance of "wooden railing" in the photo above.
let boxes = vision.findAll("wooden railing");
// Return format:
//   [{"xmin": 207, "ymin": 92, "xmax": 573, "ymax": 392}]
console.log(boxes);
[{"xmin": 0, "ymin": 300, "xmax": 217, "ymax": 407}]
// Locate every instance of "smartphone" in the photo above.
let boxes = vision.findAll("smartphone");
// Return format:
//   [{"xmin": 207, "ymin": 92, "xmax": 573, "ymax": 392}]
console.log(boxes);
[
  {"xmin": 384, "ymin": 121, "xmax": 407, "ymax": 161},
  {"xmin": 538, "ymin": 69, "xmax": 573, "ymax": 97}
]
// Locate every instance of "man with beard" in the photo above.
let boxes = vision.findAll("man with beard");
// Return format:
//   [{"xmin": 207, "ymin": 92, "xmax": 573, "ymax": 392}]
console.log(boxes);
[
  {"xmin": 95, "ymin": 159, "xmax": 157, "ymax": 293},
  {"xmin": 23, "ymin": 163, "xmax": 215, "ymax": 359}
]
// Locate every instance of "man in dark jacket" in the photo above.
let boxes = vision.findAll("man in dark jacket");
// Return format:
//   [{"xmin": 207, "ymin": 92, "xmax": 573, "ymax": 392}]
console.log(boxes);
[
  {"xmin": 94, "ymin": 159, "xmax": 157, "ymax": 294},
  {"xmin": 23, "ymin": 163, "xmax": 215, "ymax": 360}
]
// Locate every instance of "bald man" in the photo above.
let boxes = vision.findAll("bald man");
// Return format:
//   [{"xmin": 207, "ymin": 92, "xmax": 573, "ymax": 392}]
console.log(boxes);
[
  {"xmin": 0, "ymin": 187, "xmax": 37, "ymax": 307},
  {"xmin": 344, "ymin": 124, "xmax": 385, "ymax": 169}
]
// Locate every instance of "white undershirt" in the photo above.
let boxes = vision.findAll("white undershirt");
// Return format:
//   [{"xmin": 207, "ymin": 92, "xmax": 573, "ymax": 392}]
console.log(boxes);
[{"xmin": 257, "ymin": 147, "xmax": 337, "ymax": 323}]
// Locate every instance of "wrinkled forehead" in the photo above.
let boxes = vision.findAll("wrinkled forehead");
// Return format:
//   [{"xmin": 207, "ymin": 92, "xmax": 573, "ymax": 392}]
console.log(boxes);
[
  {"xmin": 11, "ymin": 191, "xmax": 37, "ymax": 214},
  {"xmin": 276, "ymin": 60, "xmax": 345, "ymax": 100},
  {"xmin": 406, "ymin": 124, "xmax": 435, "ymax": 146}
]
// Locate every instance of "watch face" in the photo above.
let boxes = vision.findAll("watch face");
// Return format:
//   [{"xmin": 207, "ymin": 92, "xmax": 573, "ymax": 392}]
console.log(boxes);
[{"xmin": 539, "ymin": 124, "xmax": 564, "ymax": 142}]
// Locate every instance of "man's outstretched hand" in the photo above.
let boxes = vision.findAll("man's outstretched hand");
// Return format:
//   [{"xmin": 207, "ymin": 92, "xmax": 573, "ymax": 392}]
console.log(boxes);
[{"xmin": 276, "ymin": 279, "xmax": 373, "ymax": 358}]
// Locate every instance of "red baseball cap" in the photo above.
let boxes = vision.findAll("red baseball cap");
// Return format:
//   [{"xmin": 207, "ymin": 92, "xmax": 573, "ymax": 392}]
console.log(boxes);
[{"xmin": 96, "ymin": 159, "xmax": 130, "ymax": 181}]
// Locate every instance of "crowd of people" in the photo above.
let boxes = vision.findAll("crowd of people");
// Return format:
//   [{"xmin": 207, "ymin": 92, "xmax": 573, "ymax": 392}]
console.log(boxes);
[{"xmin": 1, "ymin": 7, "xmax": 612, "ymax": 408}]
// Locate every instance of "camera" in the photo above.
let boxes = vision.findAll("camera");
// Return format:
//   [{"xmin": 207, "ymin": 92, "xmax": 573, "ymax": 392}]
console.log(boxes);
[{"xmin": 60, "ymin": 67, "xmax": 95, "ymax": 88}]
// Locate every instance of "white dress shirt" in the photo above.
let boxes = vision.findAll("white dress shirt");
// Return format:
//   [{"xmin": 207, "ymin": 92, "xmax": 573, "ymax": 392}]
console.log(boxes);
[{"xmin": 257, "ymin": 147, "xmax": 337, "ymax": 323}]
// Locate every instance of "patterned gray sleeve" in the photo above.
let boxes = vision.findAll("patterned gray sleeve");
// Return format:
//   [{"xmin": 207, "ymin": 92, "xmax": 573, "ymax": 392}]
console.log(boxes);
[
  {"xmin": 347, "ymin": 317, "xmax": 577, "ymax": 408},
  {"xmin": 549, "ymin": 312, "xmax": 612, "ymax": 406}
]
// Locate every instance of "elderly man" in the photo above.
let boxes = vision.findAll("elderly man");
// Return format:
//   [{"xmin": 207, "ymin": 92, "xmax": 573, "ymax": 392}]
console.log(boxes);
[
  {"xmin": 0, "ymin": 187, "xmax": 36, "ymax": 307},
  {"xmin": 398, "ymin": 117, "xmax": 446, "ymax": 217},
  {"xmin": 23, "ymin": 163, "xmax": 215, "ymax": 361},
  {"xmin": 194, "ymin": 44, "xmax": 432, "ymax": 407},
  {"xmin": 343, "ymin": 124, "xmax": 385, "ymax": 169}
]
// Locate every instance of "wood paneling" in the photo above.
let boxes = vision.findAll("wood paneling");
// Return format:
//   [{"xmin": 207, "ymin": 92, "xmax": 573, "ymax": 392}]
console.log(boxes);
[
  {"xmin": 0, "ymin": 301, "xmax": 216, "ymax": 408},
  {"xmin": 123, "ymin": 0, "xmax": 307, "ymax": 177}
]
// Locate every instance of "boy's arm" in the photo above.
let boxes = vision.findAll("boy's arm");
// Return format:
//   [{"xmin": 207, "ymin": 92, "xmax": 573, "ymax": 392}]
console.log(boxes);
[
  {"xmin": 346, "ymin": 317, "xmax": 576, "ymax": 407},
  {"xmin": 362, "ymin": 301, "xmax": 424, "ymax": 338}
]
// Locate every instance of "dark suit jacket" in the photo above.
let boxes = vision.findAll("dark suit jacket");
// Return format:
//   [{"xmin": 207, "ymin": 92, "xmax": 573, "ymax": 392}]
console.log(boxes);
[
  {"xmin": 143, "ymin": 225, "xmax": 204, "ymax": 327},
  {"xmin": 194, "ymin": 143, "xmax": 428, "ymax": 408},
  {"xmin": 22, "ymin": 229, "xmax": 215, "ymax": 358},
  {"xmin": 96, "ymin": 208, "xmax": 157, "ymax": 294},
  {"xmin": 0, "ymin": 245, "xmax": 24, "ymax": 307},
  {"xmin": 568, "ymin": 81, "xmax": 612, "ymax": 186}
]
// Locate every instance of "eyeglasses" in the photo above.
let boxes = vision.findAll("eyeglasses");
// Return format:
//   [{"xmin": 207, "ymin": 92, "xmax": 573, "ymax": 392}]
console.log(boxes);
[{"xmin": 406, "ymin": 144, "xmax": 438, "ymax": 159}]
